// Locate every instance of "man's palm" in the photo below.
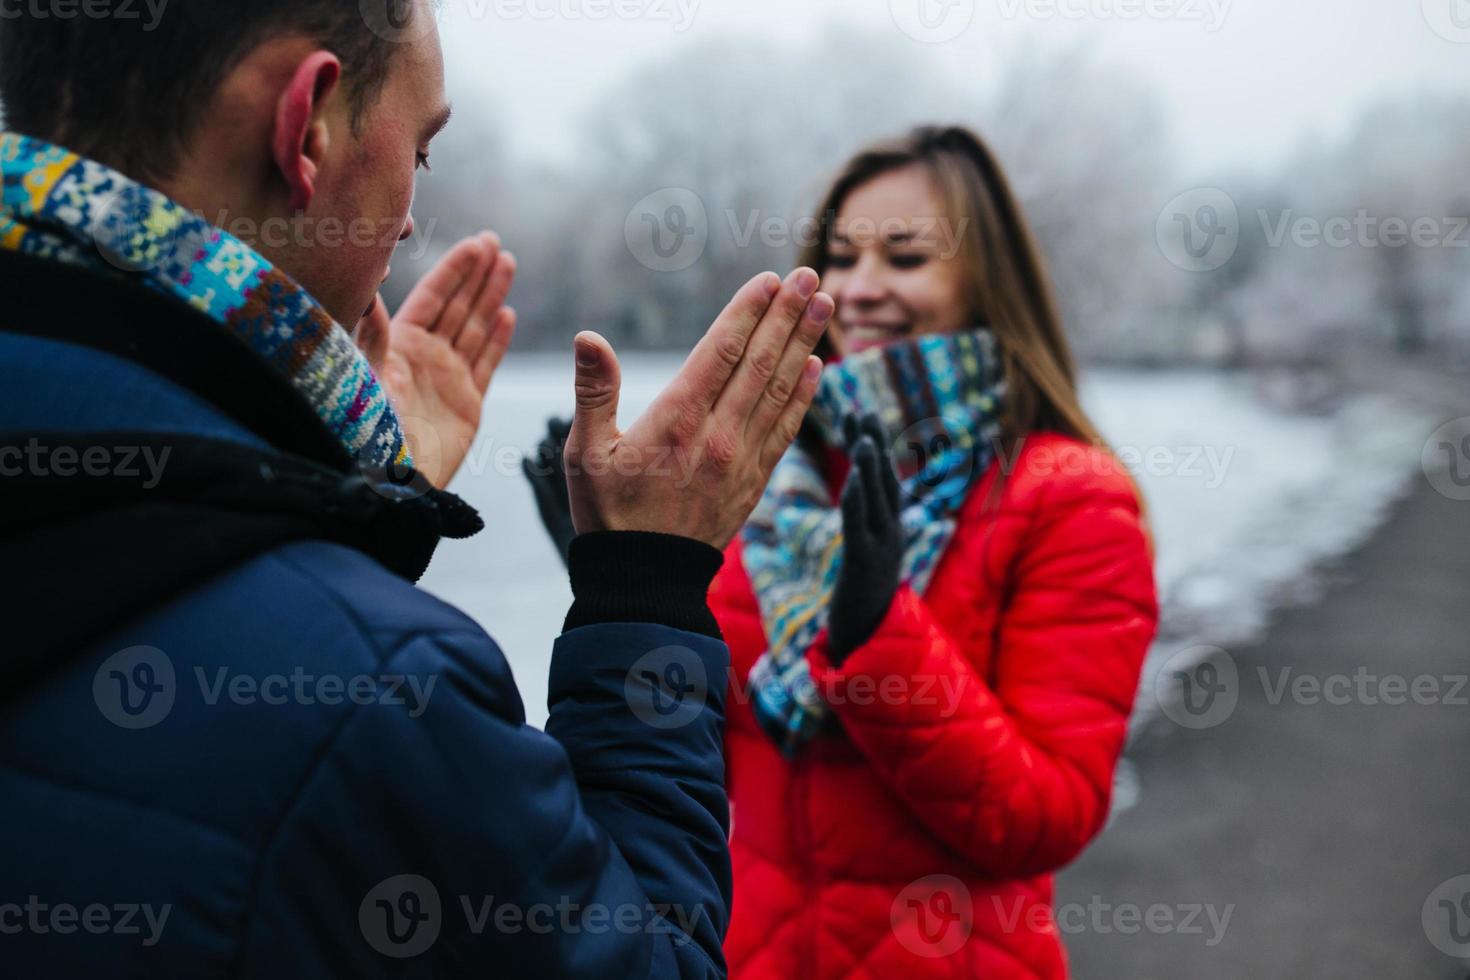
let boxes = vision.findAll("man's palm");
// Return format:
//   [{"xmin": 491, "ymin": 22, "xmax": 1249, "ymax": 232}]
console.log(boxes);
[{"xmin": 355, "ymin": 233, "xmax": 517, "ymax": 488}]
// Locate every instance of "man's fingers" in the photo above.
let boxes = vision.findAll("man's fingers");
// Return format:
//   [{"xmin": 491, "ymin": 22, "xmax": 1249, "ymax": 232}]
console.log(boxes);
[
  {"xmin": 760, "ymin": 356, "xmax": 823, "ymax": 474},
  {"xmin": 744, "ymin": 289, "xmax": 833, "ymax": 442},
  {"xmin": 398, "ymin": 234, "xmax": 491, "ymax": 330},
  {"xmin": 457, "ymin": 248, "xmax": 517, "ymax": 354},
  {"xmin": 435, "ymin": 233, "xmax": 499, "ymax": 342},
  {"xmin": 477, "ymin": 247, "xmax": 518, "ymax": 313},
  {"xmin": 658, "ymin": 272, "xmax": 781, "ymax": 420},
  {"xmin": 570, "ymin": 331, "xmax": 622, "ymax": 448},
  {"xmin": 472, "ymin": 306, "xmax": 517, "ymax": 392},
  {"xmin": 711, "ymin": 268, "xmax": 821, "ymax": 430}
]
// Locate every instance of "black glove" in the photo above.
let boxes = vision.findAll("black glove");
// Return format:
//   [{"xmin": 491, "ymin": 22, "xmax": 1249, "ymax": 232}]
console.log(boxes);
[
  {"xmin": 521, "ymin": 417, "xmax": 576, "ymax": 567},
  {"xmin": 828, "ymin": 414, "xmax": 905, "ymax": 665}
]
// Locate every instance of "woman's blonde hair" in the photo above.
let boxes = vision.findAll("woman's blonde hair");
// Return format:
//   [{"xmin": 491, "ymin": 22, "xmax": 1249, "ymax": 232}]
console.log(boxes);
[{"xmin": 799, "ymin": 125, "xmax": 1108, "ymax": 458}]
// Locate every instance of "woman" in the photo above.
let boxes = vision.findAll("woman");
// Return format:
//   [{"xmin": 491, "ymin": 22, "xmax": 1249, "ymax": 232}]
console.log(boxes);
[
  {"xmin": 527, "ymin": 125, "xmax": 1158, "ymax": 978},
  {"xmin": 715, "ymin": 124, "xmax": 1157, "ymax": 980}
]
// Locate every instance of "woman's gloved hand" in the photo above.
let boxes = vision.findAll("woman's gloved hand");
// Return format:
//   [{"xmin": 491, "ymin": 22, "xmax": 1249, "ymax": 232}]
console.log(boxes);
[
  {"xmin": 521, "ymin": 417, "xmax": 576, "ymax": 567},
  {"xmin": 828, "ymin": 414, "xmax": 905, "ymax": 665}
]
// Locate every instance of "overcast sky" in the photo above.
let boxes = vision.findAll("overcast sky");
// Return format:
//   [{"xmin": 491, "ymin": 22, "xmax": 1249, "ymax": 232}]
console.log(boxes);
[{"xmin": 437, "ymin": 0, "xmax": 1470, "ymax": 177}]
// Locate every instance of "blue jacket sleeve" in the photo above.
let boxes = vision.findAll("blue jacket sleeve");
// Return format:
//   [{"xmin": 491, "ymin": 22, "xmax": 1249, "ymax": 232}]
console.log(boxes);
[{"xmin": 240, "ymin": 623, "xmax": 731, "ymax": 978}]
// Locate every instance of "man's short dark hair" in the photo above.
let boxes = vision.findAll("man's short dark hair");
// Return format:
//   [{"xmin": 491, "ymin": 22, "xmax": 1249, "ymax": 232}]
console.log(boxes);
[{"xmin": 0, "ymin": 0, "xmax": 418, "ymax": 184}]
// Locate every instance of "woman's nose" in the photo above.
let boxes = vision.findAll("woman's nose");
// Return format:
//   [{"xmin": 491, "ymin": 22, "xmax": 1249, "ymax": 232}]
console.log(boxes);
[
  {"xmin": 840, "ymin": 254, "xmax": 889, "ymax": 306},
  {"xmin": 399, "ymin": 213, "xmax": 416, "ymax": 243}
]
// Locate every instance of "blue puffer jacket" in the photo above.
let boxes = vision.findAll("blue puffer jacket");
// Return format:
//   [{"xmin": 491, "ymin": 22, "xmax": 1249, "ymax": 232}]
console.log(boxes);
[{"xmin": 0, "ymin": 261, "xmax": 732, "ymax": 977}]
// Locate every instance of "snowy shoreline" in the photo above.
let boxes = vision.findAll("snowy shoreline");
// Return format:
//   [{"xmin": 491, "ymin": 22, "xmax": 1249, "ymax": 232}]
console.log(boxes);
[{"xmin": 1086, "ymin": 369, "xmax": 1433, "ymax": 733}]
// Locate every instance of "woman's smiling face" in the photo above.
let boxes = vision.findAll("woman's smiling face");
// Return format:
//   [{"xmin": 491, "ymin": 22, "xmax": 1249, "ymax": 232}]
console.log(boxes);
[{"xmin": 822, "ymin": 164, "xmax": 973, "ymax": 357}]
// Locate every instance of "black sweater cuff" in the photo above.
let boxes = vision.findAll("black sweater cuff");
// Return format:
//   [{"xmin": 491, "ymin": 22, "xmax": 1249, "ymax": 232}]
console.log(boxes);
[{"xmin": 562, "ymin": 531, "xmax": 726, "ymax": 639}]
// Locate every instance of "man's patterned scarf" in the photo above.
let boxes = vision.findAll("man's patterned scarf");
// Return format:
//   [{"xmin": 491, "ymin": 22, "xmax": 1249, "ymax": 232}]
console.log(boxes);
[
  {"xmin": 0, "ymin": 133, "xmax": 411, "ymax": 470},
  {"xmin": 741, "ymin": 329, "xmax": 1005, "ymax": 755}
]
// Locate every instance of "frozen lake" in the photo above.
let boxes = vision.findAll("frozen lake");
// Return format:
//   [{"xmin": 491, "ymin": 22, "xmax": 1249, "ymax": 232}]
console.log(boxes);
[{"xmin": 421, "ymin": 352, "xmax": 1431, "ymax": 729}]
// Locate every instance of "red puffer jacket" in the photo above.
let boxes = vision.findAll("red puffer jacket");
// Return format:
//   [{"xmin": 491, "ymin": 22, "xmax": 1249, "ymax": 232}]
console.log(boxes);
[{"xmin": 711, "ymin": 432, "xmax": 1159, "ymax": 979}]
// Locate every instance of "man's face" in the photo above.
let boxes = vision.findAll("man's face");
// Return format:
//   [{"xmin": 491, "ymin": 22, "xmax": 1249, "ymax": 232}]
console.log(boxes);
[{"xmin": 285, "ymin": 8, "xmax": 449, "ymax": 326}]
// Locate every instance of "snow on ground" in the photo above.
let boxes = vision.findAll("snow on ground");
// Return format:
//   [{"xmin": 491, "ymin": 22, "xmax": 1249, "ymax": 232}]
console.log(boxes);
[{"xmin": 420, "ymin": 354, "xmax": 1432, "ymax": 730}]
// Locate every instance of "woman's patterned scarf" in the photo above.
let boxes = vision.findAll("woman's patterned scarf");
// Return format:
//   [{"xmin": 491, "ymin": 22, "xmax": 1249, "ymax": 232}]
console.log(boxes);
[
  {"xmin": 741, "ymin": 329, "xmax": 1005, "ymax": 755},
  {"xmin": 0, "ymin": 133, "xmax": 411, "ymax": 471}
]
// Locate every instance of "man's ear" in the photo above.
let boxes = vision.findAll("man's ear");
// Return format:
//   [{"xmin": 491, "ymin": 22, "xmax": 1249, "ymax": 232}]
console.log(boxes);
[{"xmin": 272, "ymin": 51, "xmax": 343, "ymax": 213}]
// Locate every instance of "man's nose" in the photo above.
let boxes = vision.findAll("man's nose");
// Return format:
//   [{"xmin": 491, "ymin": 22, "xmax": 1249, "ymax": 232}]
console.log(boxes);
[{"xmin": 399, "ymin": 213, "xmax": 416, "ymax": 243}]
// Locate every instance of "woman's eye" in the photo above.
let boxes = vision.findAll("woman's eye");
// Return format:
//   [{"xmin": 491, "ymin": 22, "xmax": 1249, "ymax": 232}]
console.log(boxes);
[
  {"xmin": 891, "ymin": 254, "xmax": 928, "ymax": 270},
  {"xmin": 416, "ymin": 153, "xmax": 433, "ymax": 173},
  {"xmin": 827, "ymin": 254, "xmax": 858, "ymax": 270}
]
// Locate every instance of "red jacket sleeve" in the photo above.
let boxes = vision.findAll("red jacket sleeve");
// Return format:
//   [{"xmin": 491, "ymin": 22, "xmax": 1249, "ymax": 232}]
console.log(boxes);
[{"xmin": 805, "ymin": 469, "xmax": 1158, "ymax": 879}]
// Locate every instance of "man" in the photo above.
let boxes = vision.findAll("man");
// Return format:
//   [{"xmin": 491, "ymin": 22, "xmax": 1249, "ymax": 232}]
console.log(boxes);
[{"xmin": 0, "ymin": 1, "xmax": 834, "ymax": 975}]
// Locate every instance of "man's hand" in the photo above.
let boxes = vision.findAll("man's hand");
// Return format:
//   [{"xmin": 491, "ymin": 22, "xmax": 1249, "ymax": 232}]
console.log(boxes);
[
  {"xmin": 354, "ymin": 233, "xmax": 517, "ymax": 488},
  {"xmin": 565, "ymin": 269, "xmax": 833, "ymax": 551},
  {"xmin": 828, "ymin": 414, "xmax": 905, "ymax": 664}
]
